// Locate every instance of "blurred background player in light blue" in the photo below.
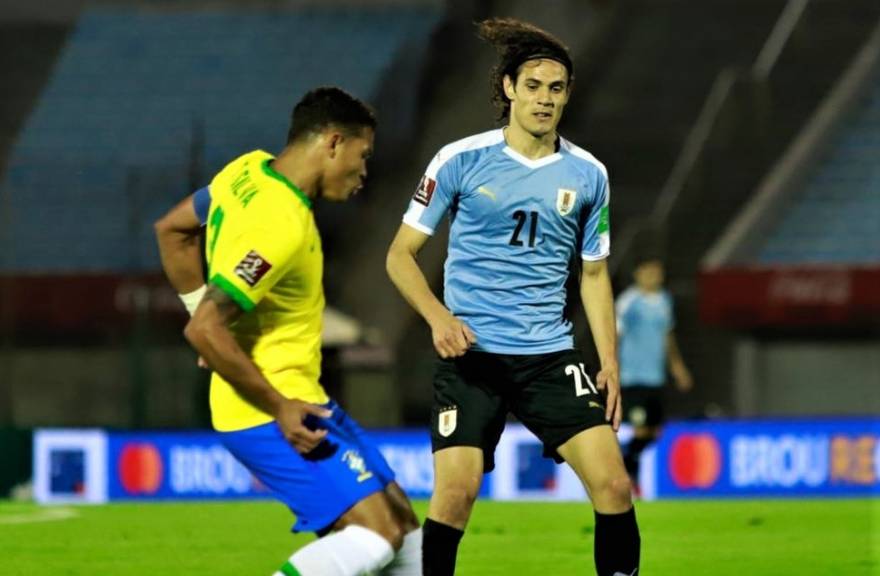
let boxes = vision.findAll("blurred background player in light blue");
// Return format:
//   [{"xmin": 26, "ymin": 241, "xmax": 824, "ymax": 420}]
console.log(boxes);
[{"xmin": 617, "ymin": 257, "xmax": 693, "ymax": 492}]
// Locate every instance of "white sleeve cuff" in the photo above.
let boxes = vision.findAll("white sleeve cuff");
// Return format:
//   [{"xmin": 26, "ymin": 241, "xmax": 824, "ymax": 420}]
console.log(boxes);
[
  {"xmin": 402, "ymin": 214, "xmax": 435, "ymax": 236},
  {"xmin": 581, "ymin": 251, "xmax": 610, "ymax": 261},
  {"xmin": 179, "ymin": 284, "xmax": 207, "ymax": 316}
]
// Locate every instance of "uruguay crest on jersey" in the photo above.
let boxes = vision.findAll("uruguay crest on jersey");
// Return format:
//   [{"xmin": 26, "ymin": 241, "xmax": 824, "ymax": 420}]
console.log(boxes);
[{"xmin": 556, "ymin": 188, "xmax": 576, "ymax": 216}]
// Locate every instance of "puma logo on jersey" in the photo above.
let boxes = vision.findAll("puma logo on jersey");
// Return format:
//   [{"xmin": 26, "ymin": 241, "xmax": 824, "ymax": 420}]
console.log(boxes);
[
  {"xmin": 234, "ymin": 250, "xmax": 272, "ymax": 287},
  {"xmin": 589, "ymin": 401, "xmax": 603, "ymax": 410},
  {"xmin": 477, "ymin": 186, "xmax": 496, "ymax": 201}
]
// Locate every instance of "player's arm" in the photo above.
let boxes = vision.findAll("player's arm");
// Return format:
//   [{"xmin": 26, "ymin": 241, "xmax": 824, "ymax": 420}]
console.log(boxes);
[
  {"xmin": 386, "ymin": 223, "xmax": 476, "ymax": 358},
  {"xmin": 666, "ymin": 331, "xmax": 693, "ymax": 392},
  {"xmin": 154, "ymin": 193, "xmax": 207, "ymax": 314},
  {"xmin": 580, "ymin": 259, "xmax": 622, "ymax": 430},
  {"xmin": 184, "ymin": 286, "xmax": 331, "ymax": 453}
]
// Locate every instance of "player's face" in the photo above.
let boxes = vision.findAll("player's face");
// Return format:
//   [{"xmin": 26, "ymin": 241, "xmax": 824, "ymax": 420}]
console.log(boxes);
[
  {"xmin": 322, "ymin": 127, "xmax": 374, "ymax": 201},
  {"xmin": 504, "ymin": 59, "xmax": 571, "ymax": 138},
  {"xmin": 635, "ymin": 260, "xmax": 665, "ymax": 291}
]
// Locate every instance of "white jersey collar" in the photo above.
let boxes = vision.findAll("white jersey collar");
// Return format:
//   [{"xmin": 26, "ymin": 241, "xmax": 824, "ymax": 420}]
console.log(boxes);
[{"xmin": 502, "ymin": 144, "xmax": 563, "ymax": 169}]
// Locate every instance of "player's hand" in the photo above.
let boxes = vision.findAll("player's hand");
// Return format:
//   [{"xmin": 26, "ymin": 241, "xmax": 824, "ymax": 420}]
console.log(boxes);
[
  {"xmin": 596, "ymin": 365, "xmax": 622, "ymax": 431},
  {"xmin": 275, "ymin": 399, "xmax": 333, "ymax": 454},
  {"xmin": 429, "ymin": 310, "xmax": 477, "ymax": 359}
]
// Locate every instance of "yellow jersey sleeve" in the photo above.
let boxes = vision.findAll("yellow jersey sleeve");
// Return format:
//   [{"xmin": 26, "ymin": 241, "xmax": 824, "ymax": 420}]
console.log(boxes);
[{"xmin": 209, "ymin": 221, "xmax": 303, "ymax": 312}]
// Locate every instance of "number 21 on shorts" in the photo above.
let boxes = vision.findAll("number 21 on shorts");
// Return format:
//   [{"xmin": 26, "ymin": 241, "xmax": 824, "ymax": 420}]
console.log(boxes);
[{"xmin": 565, "ymin": 363, "xmax": 598, "ymax": 397}]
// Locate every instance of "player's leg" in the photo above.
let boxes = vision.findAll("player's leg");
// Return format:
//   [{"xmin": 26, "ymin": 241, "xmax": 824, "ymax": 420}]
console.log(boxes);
[
  {"xmin": 511, "ymin": 350, "xmax": 640, "ymax": 576},
  {"xmin": 220, "ymin": 406, "xmax": 400, "ymax": 576},
  {"xmin": 379, "ymin": 482, "xmax": 422, "ymax": 576},
  {"xmin": 622, "ymin": 386, "xmax": 662, "ymax": 492},
  {"xmin": 424, "ymin": 352, "xmax": 508, "ymax": 576},
  {"xmin": 423, "ymin": 446, "xmax": 482, "ymax": 576},
  {"xmin": 558, "ymin": 427, "xmax": 640, "ymax": 576},
  {"xmin": 558, "ymin": 427, "xmax": 633, "ymax": 511},
  {"xmin": 428, "ymin": 446, "xmax": 483, "ymax": 528},
  {"xmin": 281, "ymin": 491, "xmax": 399, "ymax": 576},
  {"xmin": 325, "ymin": 406, "xmax": 423, "ymax": 576},
  {"xmin": 624, "ymin": 425, "xmax": 657, "ymax": 494},
  {"xmin": 384, "ymin": 481, "xmax": 420, "ymax": 532}
]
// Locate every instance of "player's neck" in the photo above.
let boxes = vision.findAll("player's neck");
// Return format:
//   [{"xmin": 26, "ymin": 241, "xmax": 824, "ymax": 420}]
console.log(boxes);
[
  {"xmin": 503, "ymin": 124, "xmax": 558, "ymax": 160},
  {"xmin": 271, "ymin": 147, "xmax": 320, "ymax": 199}
]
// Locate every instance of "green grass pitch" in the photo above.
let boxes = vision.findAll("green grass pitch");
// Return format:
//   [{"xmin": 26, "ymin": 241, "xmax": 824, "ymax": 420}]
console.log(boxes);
[{"xmin": 2, "ymin": 498, "xmax": 876, "ymax": 575}]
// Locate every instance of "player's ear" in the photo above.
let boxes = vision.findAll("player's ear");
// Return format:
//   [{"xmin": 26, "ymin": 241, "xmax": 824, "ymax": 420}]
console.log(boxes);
[
  {"xmin": 326, "ymin": 132, "xmax": 343, "ymax": 159},
  {"xmin": 503, "ymin": 74, "xmax": 516, "ymax": 100}
]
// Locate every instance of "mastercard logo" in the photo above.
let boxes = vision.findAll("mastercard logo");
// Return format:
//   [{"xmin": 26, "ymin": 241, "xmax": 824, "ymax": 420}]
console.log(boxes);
[
  {"xmin": 118, "ymin": 443, "xmax": 163, "ymax": 494},
  {"xmin": 669, "ymin": 434, "xmax": 722, "ymax": 489}
]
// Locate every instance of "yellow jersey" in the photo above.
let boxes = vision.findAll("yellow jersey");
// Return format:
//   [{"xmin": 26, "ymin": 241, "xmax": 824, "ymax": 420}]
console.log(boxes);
[{"xmin": 205, "ymin": 150, "xmax": 328, "ymax": 431}]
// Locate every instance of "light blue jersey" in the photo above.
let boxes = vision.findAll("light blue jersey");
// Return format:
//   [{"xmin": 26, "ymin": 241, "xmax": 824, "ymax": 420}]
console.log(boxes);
[
  {"xmin": 616, "ymin": 287, "xmax": 674, "ymax": 387},
  {"xmin": 403, "ymin": 129, "xmax": 610, "ymax": 354}
]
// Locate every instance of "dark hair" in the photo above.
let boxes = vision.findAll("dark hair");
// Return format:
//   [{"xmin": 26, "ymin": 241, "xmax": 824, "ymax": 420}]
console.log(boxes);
[
  {"xmin": 477, "ymin": 18, "xmax": 574, "ymax": 120},
  {"xmin": 287, "ymin": 87, "xmax": 376, "ymax": 143}
]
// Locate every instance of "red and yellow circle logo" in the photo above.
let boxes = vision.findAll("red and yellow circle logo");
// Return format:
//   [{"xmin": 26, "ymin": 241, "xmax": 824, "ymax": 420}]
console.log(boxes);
[
  {"xmin": 669, "ymin": 434, "xmax": 722, "ymax": 489},
  {"xmin": 118, "ymin": 443, "xmax": 163, "ymax": 494}
]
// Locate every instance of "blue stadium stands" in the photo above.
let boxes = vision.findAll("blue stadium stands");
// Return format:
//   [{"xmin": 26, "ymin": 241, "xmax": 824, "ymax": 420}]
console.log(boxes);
[
  {"xmin": 0, "ymin": 6, "xmax": 439, "ymax": 272},
  {"xmin": 757, "ymin": 70, "xmax": 880, "ymax": 265}
]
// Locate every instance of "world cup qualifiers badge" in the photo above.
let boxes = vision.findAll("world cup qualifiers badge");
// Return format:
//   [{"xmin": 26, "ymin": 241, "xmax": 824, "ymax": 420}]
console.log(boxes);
[{"xmin": 234, "ymin": 250, "xmax": 272, "ymax": 287}]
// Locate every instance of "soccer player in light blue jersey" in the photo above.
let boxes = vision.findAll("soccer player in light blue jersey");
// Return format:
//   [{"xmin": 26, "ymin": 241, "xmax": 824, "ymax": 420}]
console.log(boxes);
[
  {"xmin": 386, "ymin": 18, "xmax": 640, "ymax": 576},
  {"xmin": 617, "ymin": 257, "xmax": 693, "ymax": 492}
]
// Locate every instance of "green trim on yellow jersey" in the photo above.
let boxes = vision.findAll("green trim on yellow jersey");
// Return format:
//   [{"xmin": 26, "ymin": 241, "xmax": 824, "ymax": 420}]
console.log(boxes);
[
  {"xmin": 261, "ymin": 159, "xmax": 312, "ymax": 210},
  {"xmin": 210, "ymin": 273, "xmax": 256, "ymax": 312}
]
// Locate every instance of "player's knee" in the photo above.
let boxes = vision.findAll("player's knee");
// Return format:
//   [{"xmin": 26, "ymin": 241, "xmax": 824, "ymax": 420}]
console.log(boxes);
[
  {"xmin": 592, "ymin": 472, "xmax": 633, "ymax": 510},
  {"xmin": 434, "ymin": 484, "xmax": 478, "ymax": 518},
  {"xmin": 606, "ymin": 473, "xmax": 634, "ymax": 507}
]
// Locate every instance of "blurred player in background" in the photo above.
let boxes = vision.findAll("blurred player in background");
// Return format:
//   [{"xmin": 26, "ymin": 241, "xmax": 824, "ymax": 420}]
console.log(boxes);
[
  {"xmin": 617, "ymin": 257, "xmax": 693, "ymax": 492},
  {"xmin": 386, "ymin": 18, "xmax": 640, "ymax": 576},
  {"xmin": 155, "ymin": 87, "xmax": 421, "ymax": 576}
]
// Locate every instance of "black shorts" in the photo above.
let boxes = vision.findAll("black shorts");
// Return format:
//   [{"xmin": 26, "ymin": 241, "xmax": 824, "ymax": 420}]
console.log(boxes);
[
  {"xmin": 621, "ymin": 385, "xmax": 664, "ymax": 428},
  {"xmin": 430, "ymin": 349, "xmax": 608, "ymax": 472}
]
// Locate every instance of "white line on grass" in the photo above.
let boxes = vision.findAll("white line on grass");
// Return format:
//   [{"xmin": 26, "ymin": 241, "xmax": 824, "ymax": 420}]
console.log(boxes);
[{"xmin": 0, "ymin": 507, "xmax": 79, "ymax": 525}]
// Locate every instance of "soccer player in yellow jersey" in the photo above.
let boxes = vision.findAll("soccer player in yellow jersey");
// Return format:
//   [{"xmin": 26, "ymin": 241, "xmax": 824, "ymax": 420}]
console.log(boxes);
[{"xmin": 155, "ymin": 87, "xmax": 421, "ymax": 576}]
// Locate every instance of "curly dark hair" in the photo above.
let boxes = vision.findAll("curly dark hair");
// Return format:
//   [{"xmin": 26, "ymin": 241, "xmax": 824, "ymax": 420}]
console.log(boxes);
[
  {"xmin": 477, "ymin": 18, "xmax": 574, "ymax": 120},
  {"xmin": 287, "ymin": 87, "xmax": 376, "ymax": 143}
]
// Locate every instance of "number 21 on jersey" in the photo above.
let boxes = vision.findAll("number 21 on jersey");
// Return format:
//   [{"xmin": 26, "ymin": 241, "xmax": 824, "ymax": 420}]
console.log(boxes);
[{"xmin": 509, "ymin": 210, "xmax": 539, "ymax": 248}]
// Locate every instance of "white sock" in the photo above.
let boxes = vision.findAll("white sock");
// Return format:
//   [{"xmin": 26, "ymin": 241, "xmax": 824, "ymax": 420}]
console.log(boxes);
[
  {"xmin": 380, "ymin": 527, "xmax": 422, "ymax": 575},
  {"xmin": 274, "ymin": 525, "xmax": 395, "ymax": 576}
]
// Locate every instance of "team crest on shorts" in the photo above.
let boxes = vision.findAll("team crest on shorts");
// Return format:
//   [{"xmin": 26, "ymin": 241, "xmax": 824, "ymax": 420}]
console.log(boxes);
[
  {"xmin": 342, "ymin": 449, "xmax": 374, "ymax": 483},
  {"xmin": 556, "ymin": 188, "xmax": 576, "ymax": 216},
  {"xmin": 438, "ymin": 407, "xmax": 457, "ymax": 437}
]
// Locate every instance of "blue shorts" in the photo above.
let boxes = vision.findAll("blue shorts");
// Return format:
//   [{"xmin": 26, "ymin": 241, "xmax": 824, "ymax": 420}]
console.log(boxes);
[{"xmin": 219, "ymin": 400, "xmax": 395, "ymax": 533}]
